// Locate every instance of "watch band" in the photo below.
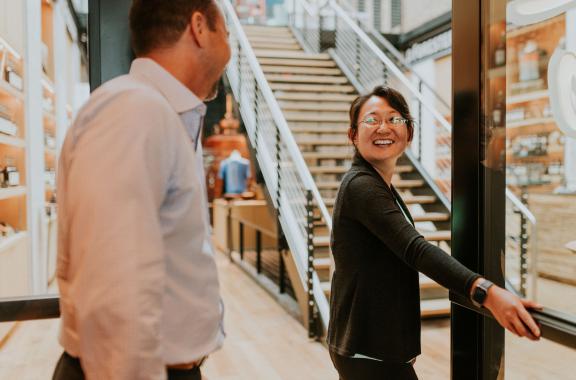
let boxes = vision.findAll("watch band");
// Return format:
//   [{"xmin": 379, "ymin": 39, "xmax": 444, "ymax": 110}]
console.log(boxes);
[{"xmin": 472, "ymin": 279, "xmax": 494, "ymax": 306}]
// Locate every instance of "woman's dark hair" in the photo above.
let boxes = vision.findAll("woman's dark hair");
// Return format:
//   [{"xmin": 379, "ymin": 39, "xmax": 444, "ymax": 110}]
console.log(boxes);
[
  {"xmin": 129, "ymin": 0, "xmax": 219, "ymax": 56},
  {"xmin": 348, "ymin": 86, "xmax": 415, "ymax": 143}
]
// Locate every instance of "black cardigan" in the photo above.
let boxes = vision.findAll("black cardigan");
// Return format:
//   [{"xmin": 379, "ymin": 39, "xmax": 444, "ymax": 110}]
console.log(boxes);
[{"xmin": 327, "ymin": 153, "xmax": 480, "ymax": 363}]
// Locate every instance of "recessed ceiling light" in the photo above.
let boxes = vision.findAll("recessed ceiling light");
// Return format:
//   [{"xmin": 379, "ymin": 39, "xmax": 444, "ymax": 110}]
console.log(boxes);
[{"xmin": 507, "ymin": 0, "xmax": 576, "ymax": 26}]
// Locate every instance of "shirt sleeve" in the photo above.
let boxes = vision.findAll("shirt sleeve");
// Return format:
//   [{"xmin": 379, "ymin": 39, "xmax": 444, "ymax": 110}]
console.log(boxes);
[
  {"xmin": 343, "ymin": 173, "xmax": 480, "ymax": 298},
  {"xmin": 66, "ymin": 91, "xmax": 174, "ymax": 380}
]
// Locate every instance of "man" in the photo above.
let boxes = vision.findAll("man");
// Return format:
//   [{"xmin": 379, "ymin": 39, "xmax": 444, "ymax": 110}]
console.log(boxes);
[{"xmin": 52, "ymin": 0, "xmax": 231, "ymax": 379}]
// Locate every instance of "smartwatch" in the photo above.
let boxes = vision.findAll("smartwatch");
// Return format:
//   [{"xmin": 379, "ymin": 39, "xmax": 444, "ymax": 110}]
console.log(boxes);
[{"xmin": 471, "ymin": 279, "xmax": 494, "ymax": 307}]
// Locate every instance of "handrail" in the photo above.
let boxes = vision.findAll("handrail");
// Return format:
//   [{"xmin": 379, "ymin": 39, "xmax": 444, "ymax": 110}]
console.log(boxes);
[
  {"xmin": 505, "ymin": 188, "xmax": 536, "ymax": 224},
  {"xmin": 221, "ymin": 0, "xmax": 331, "ymax": 329},
  {"xmin": 222, "ymin": 0, "xmax": 332, "ymax": 230}
]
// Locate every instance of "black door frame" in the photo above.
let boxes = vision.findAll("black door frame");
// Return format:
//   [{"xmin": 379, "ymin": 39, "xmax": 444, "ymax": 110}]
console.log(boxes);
[{"xmin": 451, "ymin": 1, "xmax": 576, "ymax": 379}]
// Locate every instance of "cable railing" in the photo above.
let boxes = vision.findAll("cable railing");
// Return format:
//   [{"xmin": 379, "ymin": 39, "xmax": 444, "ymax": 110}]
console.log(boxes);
[{"xmin": 221, "ymin": 0, "xmax": 331, "ymax": 332}]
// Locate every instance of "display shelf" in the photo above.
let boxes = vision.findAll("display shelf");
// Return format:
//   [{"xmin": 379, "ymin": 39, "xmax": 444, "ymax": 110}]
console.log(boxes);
[
  {"xmin": 507, "ymin": 117, "xmax": 555, "ymax": 129},
  {"xmin": 507, "ymin": 122, "xmax": 557, "ymax": 139},
  {"xmin": 0, "ymin": 231, "xmax": 28, "ymax": 254},
  {"xmin": 506, "ymin": 14, "xmax": 564, "ymax": 38},
  {"xmin": 507, "ymin": 150, "xmax": 564, "ymax": 164},
  {"xmin": 0, "ymin": 186, "xmax": 27, "ymax": 200},
  {"xmin": 0, "ymin": 134, "xmax": 25, "ymax": 148},
  {"xmin": 506, "ymin": 90, "xmax": 549, "ymax": 104}
]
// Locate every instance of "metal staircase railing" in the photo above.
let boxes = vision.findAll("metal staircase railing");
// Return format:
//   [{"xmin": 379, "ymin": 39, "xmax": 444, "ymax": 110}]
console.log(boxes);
[
  {"xmin": 288, "ymin": 0, "xmax": 539, "ymax": 298},
  {"xmin": 221, "ymin": 0, "xmax": 331, "ymax": 333}
]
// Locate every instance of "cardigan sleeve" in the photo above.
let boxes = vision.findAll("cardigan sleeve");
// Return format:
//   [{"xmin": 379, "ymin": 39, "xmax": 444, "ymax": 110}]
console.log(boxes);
[{"xmin": 342, "ymin": 172, "xmax": 480, "ymax": 298}]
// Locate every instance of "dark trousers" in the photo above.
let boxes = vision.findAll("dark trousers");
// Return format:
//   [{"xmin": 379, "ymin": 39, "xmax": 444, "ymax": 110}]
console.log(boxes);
[
  {"xmin": 52, "ymin": 352, "xmax": 202, "ymax": 380},
  {"xmin": 330, "ymin": 351, "xmax": 418, "ymax": 380}
]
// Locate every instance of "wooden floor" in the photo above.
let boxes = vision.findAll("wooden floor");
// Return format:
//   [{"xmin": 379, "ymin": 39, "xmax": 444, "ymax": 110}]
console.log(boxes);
[{"xmin": 0, "ymin": 252, "xmax": 574, "ymax": 379}]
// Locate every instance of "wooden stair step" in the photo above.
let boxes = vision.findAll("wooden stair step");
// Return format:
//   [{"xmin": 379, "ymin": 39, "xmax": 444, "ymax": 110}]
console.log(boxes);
[
  {"xmin": 393, "ymin": 179, "xmax": 425, "ymax": 188},
  {"xmin": 412, "ymin": 213, "xmax": 450, "ymax": 222},
  {"xmin": 296, "ymin": 137, "xmax": 350, "ymax": 146},
  {"xmin": 244, "ymin": 25, "xmax": 291, "ymax": 34},
  {"xmin": 251, "ymin": 42, "xmax": 301, "ymax": 50},
  {"xmin": 321, "ymin": 281, "xmax": 331, "ymax": 296},
  {"xmin": 280, "ymin": 101, "xmax": 350, "ymax": 112},
  {"xmin": 270, "ymin": 83, "xmax": 355, "ymax": 93},
  {"xmin": 420, "ymin": 299, "xmax": 451, "ymax": 318},
  {"xmin": 421, "ymin": 230, "xmax": 452, "ymax": 241},
  {"xmin": 254, "ymin": 49, "xmax": 331, "ymax": 60},
  {"xmin": 266, "ymin": 74, "xmax": 349, "ymax": 84},
  {"xmin": 316, "ymin": 181, "xmax": 343, "ymax": 190},
  {"xmin": 401, "ymin": 195, "xmax": 437, "ymax": 204},
  {"xmin": 302, "ymin": 151, "xmax": 353, "ymax": 160},
  {"xmin": 262, "ymin": 66, "xmax": 342, "ymax": 76},
  {"xmin": 309, "ymin": 166, "xmax": 348, "ymax": 174},
  {"xmin": 259, "ymin": 57, "xmax": 337, "ymax": 68},
  {"xmin": 419, "ymin": 274, "xmax": 442, "ymax": 290},
  {"xmin": 275, "ymin": 92, "xmax": 356, "ymax": 102},
  {"xmin": 285, "ymin": 111, "xmax": 348, "ymax": 122},
  {"xmin": 292, "ymin": 126, "xmax": 348, "ymax": 134},
  {"xmin": 313, "ymin": 257, "xmax": 332, "ymax": 270},
  {"xmin": 247, "ymin": 36, "xmax": 298, "ymax": 44},
  {"xmin": 313, "ymin": 235, "xmax": 331, "ymax": 247}
]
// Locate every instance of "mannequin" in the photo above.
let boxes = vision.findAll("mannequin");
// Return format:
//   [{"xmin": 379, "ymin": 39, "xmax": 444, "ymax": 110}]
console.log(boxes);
[{"xmin": 218, "ymin": 149, "xmax": 251, "ymax": 196}]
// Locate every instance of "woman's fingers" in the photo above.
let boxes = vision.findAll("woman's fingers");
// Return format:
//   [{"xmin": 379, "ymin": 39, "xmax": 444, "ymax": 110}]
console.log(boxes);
[
  {"xmin": 521, "ymin": 298, "xmax": 543, "ymax": 310},
  {"xmin": 517, "ymin": 305, "xmax": 541, "ymax": 338}
]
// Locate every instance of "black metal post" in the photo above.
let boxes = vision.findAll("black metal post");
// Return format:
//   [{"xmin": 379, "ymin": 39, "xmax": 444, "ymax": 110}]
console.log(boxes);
[
  {"xmin": 227, "ymin": 205, "xmax": 233, "ymax": 262},
  {"xmin": 278, "ymin": 219, "xmax": 287, "ymax": 294},
  {"xmin": 418, "ymin": 80, "xmax": 423, "ymax": 160},
  {"xmin": 253, "ymin": 81, "xmax": 259, "ymax": 153},
  {"xmin": 239, "ymin": 222, "xmax": 244, "ymax": 260},
  {"xmin": 256, "ymin": 230, "xmax": 262, "ymax": 274},
  {"xmin": 519, "ymin": 189, "xmax": 529, "ymax": 297},
  {"xmin": 305, "ymin": 190, "xmax": 316, "ymax": 339}
]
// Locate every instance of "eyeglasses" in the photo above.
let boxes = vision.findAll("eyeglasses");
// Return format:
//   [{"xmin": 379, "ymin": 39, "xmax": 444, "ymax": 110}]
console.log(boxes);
[{"xmin": 359, "ymin": 115, "xmax": 408, "ymax": 129}]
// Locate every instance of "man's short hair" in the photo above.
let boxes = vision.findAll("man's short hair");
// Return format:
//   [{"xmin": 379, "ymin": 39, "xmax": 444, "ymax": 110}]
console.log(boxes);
[{"xmin": 129, "ymin": 0, "xmax": 219, "ymax": 56}]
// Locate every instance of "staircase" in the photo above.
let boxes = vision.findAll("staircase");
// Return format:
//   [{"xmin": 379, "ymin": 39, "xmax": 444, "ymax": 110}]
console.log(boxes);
[{"xmin": 243, "ymin": 24, "xmax": 452, "ymax": 318}]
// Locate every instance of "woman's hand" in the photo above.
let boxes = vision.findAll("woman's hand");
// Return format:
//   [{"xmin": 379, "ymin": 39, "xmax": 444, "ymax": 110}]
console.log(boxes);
[{"xmin": 482, "ymin": 283, "xmax": 543, "ymax": 341}]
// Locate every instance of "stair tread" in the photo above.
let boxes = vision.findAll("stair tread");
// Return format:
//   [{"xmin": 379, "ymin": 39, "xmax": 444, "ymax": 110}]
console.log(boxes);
[
  {"xmin": 244, "ymin": 25, "xmax": 291, "ymax": 33},
  {"xmin": 314, "ymin": 257, "xmax": 332, "ymax": 269},
  {"xmin": 313, "ymin": 235, "xmax": 331, "ymax": 247},
  {"xmin": 296, "ymin": 137, "xmax": 350, "ymax": 146},
  {"xmin": 421, "ymin": 230, "xmax": 452, "ymax": 241},
  {"xmin": 254, "ymin": 49, "xmax": 331, "ymax": 60},
  {"xmin": 412, "ymin": 213, "xmax": 450, "ymax": 222},
  {"xmin": 420, "ymin": 299, "xmax": 451, "ymax": 318},
  {"xmin": 270, "ymin": 83, "xmax": 355, "ymax": 93},
  {"xmin": 266, "ymin": 74, "xmax": 349, "ymax": 84},
  {"xmin": 280, "ymin": 101, "xmax": 351, "ymax": 112},
  {"xmin": 259, "ymin": 58, "xmax": 338, "ymax": 68},
  {"xmin": 286, "ymin": 112, "xmax": 348, "ymax": 122},
  {"xmin": 419, "ymin": 274, "xmax": 443, "ymax": 290},
  {"xmin": 309, "ymin": 165, "xmax": 412, "ymax": 174},
  {"xmin": 247, "ymin": 36, "xmax": 298, "ymax": 44},
  {"xmin": 275, "ymin": 92, "xmax": 356, "ymax": 101},
  {"xmin": 252, "ymin": 42, "xmax": 301, "ymax": 50},
  {"xmin": 302, "ymin": 151, "xmax": 353, "ymax": 159},
  {"xmin": 263, "ymin": 66, "xmax": 343, "ymax": 76}
]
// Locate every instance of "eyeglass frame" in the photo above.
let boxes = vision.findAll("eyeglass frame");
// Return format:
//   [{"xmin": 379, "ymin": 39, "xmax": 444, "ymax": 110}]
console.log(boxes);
[{"xmin": 359, "ymin": 115, "xmax": 410, "ymax": 129}]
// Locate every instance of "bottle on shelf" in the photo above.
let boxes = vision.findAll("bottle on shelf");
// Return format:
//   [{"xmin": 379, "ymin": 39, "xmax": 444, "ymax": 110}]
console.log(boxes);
[
  {"xmin": 1, "ymin": 157, "xmax": 20, "ymax": 187},
  {"xmin": 518, "ymin": 39, "xmax": 540, "ymax": 82},
  {"xmin": 492, "ymin": 90, "xmax": 505, "ymax": 127},
  {"xmin": 494, "ymin": 30, "xmax": 506, "ymax": 67}
]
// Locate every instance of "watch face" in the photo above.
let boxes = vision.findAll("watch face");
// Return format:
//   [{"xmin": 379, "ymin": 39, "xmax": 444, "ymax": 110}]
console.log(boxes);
[{"xmin": 473, "ymin": 287, "xmax": 487, "ymax": 305}]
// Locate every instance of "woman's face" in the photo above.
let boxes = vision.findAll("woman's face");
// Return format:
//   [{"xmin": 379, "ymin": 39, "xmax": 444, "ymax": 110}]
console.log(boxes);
[{"xmin": 353, "ymin": 96, "xmax": 410, "ymax": 166}]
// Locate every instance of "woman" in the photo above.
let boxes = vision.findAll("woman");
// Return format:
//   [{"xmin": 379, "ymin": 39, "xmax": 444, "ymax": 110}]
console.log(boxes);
[{"xmin": 328, "ymin": 86, "xmax": 541, "ymax": 379}]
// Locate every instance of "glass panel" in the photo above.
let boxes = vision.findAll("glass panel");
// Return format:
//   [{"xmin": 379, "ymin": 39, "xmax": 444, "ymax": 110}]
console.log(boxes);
[
  {"xmin": 504, "ymin": 1, "xmax": 576, "ymax": 316},
  {"xmin": 0, "ymin": 0, "xmax": 89, "ymax": 304}
]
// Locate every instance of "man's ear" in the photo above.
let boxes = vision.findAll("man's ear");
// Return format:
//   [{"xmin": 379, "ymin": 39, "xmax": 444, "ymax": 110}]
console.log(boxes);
[{"xmin": 189, "ymin": 11, "xmax": 208, "ymax": 48}]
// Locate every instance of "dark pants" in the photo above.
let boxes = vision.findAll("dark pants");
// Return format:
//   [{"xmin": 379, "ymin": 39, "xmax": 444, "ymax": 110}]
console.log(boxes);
[
  {"xmin": 330, "ymin": 351, "xmax": 418, "ymax": 380},
  {"xmin": 52, "ymin": 352, "xmax": 202, "ymax": 380}
]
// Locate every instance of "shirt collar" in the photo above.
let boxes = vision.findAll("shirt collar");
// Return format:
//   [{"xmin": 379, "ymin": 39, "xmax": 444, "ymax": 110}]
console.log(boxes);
[{"xmin": 129, "ymin": 58, "xmax": 207, "ymax": 116}]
